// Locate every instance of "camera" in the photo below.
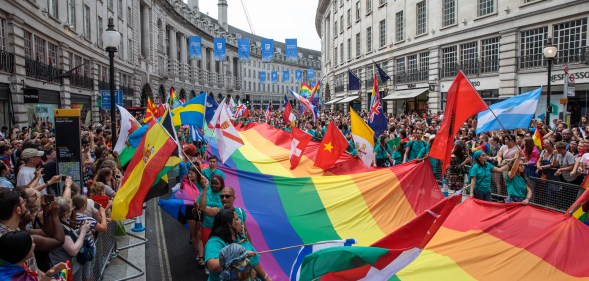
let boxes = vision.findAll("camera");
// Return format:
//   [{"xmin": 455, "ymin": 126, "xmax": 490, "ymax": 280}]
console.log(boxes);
[{"xmin": 61, "ymin": 175, "xmax": 68, "ymax": 181}]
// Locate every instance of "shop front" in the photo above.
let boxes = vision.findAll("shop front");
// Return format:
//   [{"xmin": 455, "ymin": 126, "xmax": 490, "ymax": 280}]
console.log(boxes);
[
  {"xmin": 70, "ymin": 93, "xmax": 92, "ymax": 126},
  {"xmin": 337, "ymin": 95, "xmax": 361, "ymax": 113},
  {"xmin": 24, "ymin": 88, "xmax": 60, "ymax": 126},
  {"xmin": 0, "ymin": 83, "xmax": 11, "ymax": 130},
  {"xmin": 383, "ymin": 88, "xmax": 429, "ymax": 116},
  {"xmin": 439, "ymin": 76, "xmax": 500, "ymax": 111}
]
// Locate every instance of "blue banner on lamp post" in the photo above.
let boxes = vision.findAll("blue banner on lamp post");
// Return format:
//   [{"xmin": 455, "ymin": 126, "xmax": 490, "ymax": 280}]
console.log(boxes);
[
  {"xmin": 308, "ymin": 69, "xmax": 315, "ymax": 81},
  {"xmin": 189, "ymin": 36, "xmax": 202, "ymax": 60},
  {"xmin": 285, "ymin": 39, "xmax": 298, "ymax": 61},
  {"xmin": 214, "ymin": 37, "xmax": 226, "ymax": 61},
  {"xmin": 283, "ymin": 70, "xmax": 290, "ymax": 82},
  {"xmin": 271, "ymin": 71, "xmax": 278, "ymax": 83},
  {"xmin": 238, "ymin": 38, "xmax": 250, "ymax": 61},
  {"xmin": 261, "ymin": 39, "xmax": 274, "ymax": 62},
  {"xmin": 295, "ymin": 69, "xmax": 302, "ymax": 81},
  {"xmin": 259, "ymin": 71, "xmax": 266, "ymax": 83}
]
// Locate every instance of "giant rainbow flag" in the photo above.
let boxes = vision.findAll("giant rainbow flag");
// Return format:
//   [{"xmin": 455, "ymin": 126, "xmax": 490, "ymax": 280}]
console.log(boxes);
[{"xmin": 190, "ymin": 123, "xmax": 589, "ymax": 280}]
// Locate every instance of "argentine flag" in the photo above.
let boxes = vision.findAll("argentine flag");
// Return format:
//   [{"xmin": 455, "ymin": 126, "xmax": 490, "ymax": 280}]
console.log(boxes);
[
  {"xmin": 476, "ymin": 87, "xmax": 542, "ymax": 134},
  {"xmin": 289, "ymin": 239, "xmax": 356, "ymax": 281}
]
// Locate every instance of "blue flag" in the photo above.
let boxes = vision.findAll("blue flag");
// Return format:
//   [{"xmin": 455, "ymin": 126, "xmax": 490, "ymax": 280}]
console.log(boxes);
[
  {"xmin": 375, "ymin": 63, "xmax": 390, "ymax": 83},
  {"xmin": 285, "ymin": 39, "xmax": 298, "ymax": 61},
  {"xmin": 190, "ymin": 124, "xmax": 205, "ymax": 142},
  {"xmin": 369, "ymin": 77, "xmax": 387, "ymax": 137},
  {"xmin": 261, "ymin": 39, "xmax": 274, "ymax": 62},
  {"xmin": 238, "ymin": 38, "xmax": 250, "ymax": 61},
  {"xmin": 205, "ymin": 94, "xmax": 219, "ymax": 124},
  {"xmin": 308, "ymin": 69, "xmax": 315, "ymax": 81},
  {"xmin": 295, "ymin": 69, "xmax": 302, "ymax": 81},
  {"xmin": 348, "ymin": 70, "xmax": 360, "ymax": 90},
  {"xmin": 283, "ymin": 70, "xmax": 290, "ymax": 82},
  {"xmin": 189, "ymin": 36, "xmax": 202, "ymax": 60},
  {"xmin": 271, "ymin": 71, "xmax": 278, "ymax": 83},
  {"xmin": 259, "ymin": 71, "xmax": 267, "ymax": 83},
  {"xmin": 214, "ymin": 38, "xmax": 226, "ymax": 61},
  {"xmin": 476, "ymin": 87, "xmax": 541, "ymax": 134}
]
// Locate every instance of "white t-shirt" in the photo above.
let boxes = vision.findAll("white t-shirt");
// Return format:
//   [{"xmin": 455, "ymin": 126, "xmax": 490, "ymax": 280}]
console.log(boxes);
[
  {"xmin": 557, "ymin": 151, "xmax": 577, "ymax": 182},
  {"xmin": 17, "ymin": 166, "xmax": 46, "ymax": 194}
]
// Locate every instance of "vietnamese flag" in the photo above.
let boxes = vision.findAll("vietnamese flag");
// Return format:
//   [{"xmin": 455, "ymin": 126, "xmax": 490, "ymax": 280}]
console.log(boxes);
[
  {"xmin": 290, "ymin": 126, "xmax": 312, "ymax": 169},
  {"xmin": 313, "ymin": 121, "xmax": 348, "ymax": 170},
  {"xmin": 430, "ymin": 71, "xmax": 487, "ymax": 175}
]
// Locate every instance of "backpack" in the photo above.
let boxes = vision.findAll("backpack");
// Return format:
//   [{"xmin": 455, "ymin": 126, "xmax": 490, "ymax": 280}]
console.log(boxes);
[{"xmin": 64, "ymin": 226, "xmax": 94, "ymax": 264}]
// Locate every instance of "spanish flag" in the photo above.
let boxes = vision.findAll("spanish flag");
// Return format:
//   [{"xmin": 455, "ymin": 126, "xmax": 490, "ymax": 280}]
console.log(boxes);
[{"xmin": 112, "ymin": 113, "xmax": 178, "ymax": 221}]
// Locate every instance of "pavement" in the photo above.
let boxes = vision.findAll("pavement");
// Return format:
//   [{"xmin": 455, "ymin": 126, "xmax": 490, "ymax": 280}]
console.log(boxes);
[{"xmin": 103, "ymin": 191, "xmax": 208, "ymax": 281}]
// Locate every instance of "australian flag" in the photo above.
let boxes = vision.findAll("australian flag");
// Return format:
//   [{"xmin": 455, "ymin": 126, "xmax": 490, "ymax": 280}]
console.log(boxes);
[{"xmin": 369, "ymin": 74, "xmax": 387, "ymax": 137}]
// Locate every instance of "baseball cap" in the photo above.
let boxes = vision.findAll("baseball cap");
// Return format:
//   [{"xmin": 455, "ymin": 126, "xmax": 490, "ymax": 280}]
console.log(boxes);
[{"xmin": 21, "ymin": 148, "xmax": 44, "ymax": 159}]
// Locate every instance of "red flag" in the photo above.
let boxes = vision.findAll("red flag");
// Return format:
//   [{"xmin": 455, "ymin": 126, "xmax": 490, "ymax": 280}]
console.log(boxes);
[
  {"xmin": 314, "ymin": 121, "xmax": 349, "ymax": 170},
  {"xmin": 430, "ymin": 71, "xmax": 487, "ymax": 176},
  {"xmin": 284, "ymin": 102, "xmax": 296, "ymax": 125},
  {"xmin": 290, "ymin": 126, "xmax": 313, "ymax": 170}
]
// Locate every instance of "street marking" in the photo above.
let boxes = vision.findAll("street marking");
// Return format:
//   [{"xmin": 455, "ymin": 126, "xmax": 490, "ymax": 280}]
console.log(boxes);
[{"xmin": 154, "ymin": 199, "xmax": 172, "ymax": 281}]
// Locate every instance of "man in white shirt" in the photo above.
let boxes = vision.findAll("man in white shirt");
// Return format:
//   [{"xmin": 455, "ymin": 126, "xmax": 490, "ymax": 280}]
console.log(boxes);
[{"xmin": 16, "ymin": 148, "xmax": 45, "ymax": 192}]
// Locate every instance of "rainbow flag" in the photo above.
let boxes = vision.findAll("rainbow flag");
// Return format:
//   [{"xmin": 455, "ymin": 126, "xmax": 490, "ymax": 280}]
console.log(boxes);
[
  {"xmin": 300, "ymin": 82, "xmax": 313, "ymax": 98},
  {"xmin": 533, "ymin": 127, "xmax": 544, "ymax": 150},
  {"xmin": 201, "ymin": 123, "xmax": 589, "ymax": 280}
]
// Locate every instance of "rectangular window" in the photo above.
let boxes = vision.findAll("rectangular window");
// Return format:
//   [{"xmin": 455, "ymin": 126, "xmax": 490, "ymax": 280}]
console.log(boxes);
[
  {"xmin": 83, "ymin": 5, "xmax": 91, "ymax": 39},
  {"xmin": 83, "ymin": 58, "xmax": 91, "ymax": 76},
  {"xmin": 34, "ymin": 35, "xmax": 47, "ymax": 63},
  {"xmin": 340, "ymin": 15, "xmax": 344, "ymax": 32},
  {"xmin": 407, "ymin": 55, "xmax": 417, "ymax": 75},
  {"xmin": 379, "ymin": 0, "xmax": 386, "ymax": 6},
  {"xmin": 379, "ymin": 19, "xmax": 386, "ymax": 47},
  {"xmin": 441, "ymin": 46, "xmax": 457, "ymax": 78},
  {"xmin": 0, "ymin": 18, "xmax": 5, "ymax": 51},
  {"xmin": 366, "ymin": 26, "xmax": 372, "ymax": 52},
  {"xmin": 48, "ymin": 0, "xmax": 58, "ymax": 18},
  {"xmin": 356, "ymin": 2, "xmax": 360, "ymax": 21},
  {"xmin": 416, "ymin": 1, "xmax": 426, "ymax": 35},
  {"xmin": 340, "ymin": 43, "xmax": 344, "ymax": 64},
  {"xmin": 395, "ymin": 57, "xmax": 405, "ymax": 75},
  {"xmin": 108, "ymin": 0, "xmax": 113, "ymax": 11},
  {"xmin": 67, "ymin": 0, "xmax": 76, "ymax": 26},
  {"xmin": 366, "ymin": 0, "xmax": 372, "ymax": 13},
  {"xmin": 347, "ymin": 38, "xmax": 351, "ymax": 60},
  {"xmin": 128, "ymin": 6, "xmax": 132, "ymax": 26},
  {"xmin": 48, "ymin": 42, "xmax": 58, "ymax": 65},
  {"xmin": 478, "ymin": 0, "xmax": 494, "ymax": 17},
  {"xmin": 355, "ymin": 32, "xmax": 361, "ymax": 57},
  {"xmin": 481, "ymin": 37, "xmax": 499, "ymax": 73},
  {"xmin": 520, "ymin": 27, "xmax": 548, "ymax": 69},
  {"xmin": 395, "ymin": 11, "xmax": 403, "ymax": 42},
  {"xmin": 97, "ymin": 17, "xmax": 103, "ymax": 48},
  {"xmin": 128, "ymin": 38, "xmax": 133, "ymax": 62},
  {"xmin": 443, "ymin": 0, "xmax": 456, "ymax": 27},
  {"xmin": 460, "ymin": 41, "xmax": 478, "ymax": 75},
  {"xmin": 419, "ymin": 51, "xmax": 430, "ymax": 80},
  {"xmin": 553, "ymin": 18, "xmax": 588, "ymax": 64},
  {"xmin": 334, "ymin": 47, "xmax": 338, "ymax": 65},
  {"xmin": 118, "ymin": 0, "xmax": 123, "ymax": 17},
  {"xmin": 334, "ymin": 20, "xmax": 338, "ymax": 36},
  {"xmin": 347, "ymin": 9, "xmax": 351, "ymax": 27}
]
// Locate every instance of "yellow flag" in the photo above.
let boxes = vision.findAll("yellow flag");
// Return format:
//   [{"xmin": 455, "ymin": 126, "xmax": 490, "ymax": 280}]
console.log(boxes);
[{"xmin": 350, "ymin": 108, "xmax": 375, "ymax": 167}]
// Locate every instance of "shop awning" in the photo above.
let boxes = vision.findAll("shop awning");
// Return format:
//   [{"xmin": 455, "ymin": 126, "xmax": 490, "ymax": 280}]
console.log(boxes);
[
  {"xmin": 383, "ymin": 88, "xmax": 428, "ymax": 100},
  {"xmin": 337, "ymin": 96, "xmax": 360, "ymax": 103},
  {"xmin": 324, "ymin": 97, "xmax": 344, "ymax": 104}
]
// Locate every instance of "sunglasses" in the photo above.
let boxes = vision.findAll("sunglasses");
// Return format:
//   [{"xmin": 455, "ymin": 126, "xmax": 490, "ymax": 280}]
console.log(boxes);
[{"xmin": 220, "ymin": 195, "xmax": 232, "ymax": 199}]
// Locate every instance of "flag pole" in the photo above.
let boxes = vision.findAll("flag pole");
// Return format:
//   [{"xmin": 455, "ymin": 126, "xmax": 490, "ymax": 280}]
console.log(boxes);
[{"xmin": 255, "ymin": 239, "xmax": 356, "ymax": 255}]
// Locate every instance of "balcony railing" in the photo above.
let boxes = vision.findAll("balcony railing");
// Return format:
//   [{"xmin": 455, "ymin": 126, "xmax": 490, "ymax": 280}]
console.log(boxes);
[
  {"xmin": 70, "ymin": 72, "xmax": 93, "ymax": 90},
  {"xmin": 394, "ymin": 69, "xmax": 429, "ymax": 84},
  {"xmin": 441, "ymin": 59, "xmax": 499, "ymax": 79},
  {"xmin": 0, "ymin": 50, "xmax": 14, "ymax": 73},
  {"xmin": 519, "ymin": 47, "xmax": 589, "ymax": 71},
  {"xmin": 25, "ymin": 57, "xmax": 63, "ymax": 84},
  {"xmin": 120, "ymin": 86, "xmax": 134, "ymax": 98},
  {"xmin": 234, "ymin": 77, "xmax": 242, "ymax": 90}
]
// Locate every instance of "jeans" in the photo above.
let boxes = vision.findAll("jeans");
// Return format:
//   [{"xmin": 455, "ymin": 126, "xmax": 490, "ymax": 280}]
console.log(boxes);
[
  {"xmin": 505, "ymin": 196, "xmax": 525, "ymax": 203},
  {"xmin": 474, "ymin": 190, "xmax": 492, "ymax": 202}
]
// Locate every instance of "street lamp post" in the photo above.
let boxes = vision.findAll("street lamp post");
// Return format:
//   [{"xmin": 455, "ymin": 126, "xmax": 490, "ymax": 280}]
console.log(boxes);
[
  {"xmin": 103, "ymin": 18, "xmax": 121, "ymax": 150},
  {"xmin": 543, "ymin": 38, "xmax": 557, "ymax": 126}
]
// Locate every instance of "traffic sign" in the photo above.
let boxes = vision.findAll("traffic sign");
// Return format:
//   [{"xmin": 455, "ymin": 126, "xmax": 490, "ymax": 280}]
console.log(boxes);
[
  {"xmin": 564, "ymin": 73, "xmax": 575, "ymax": 97},
  {"xmin": 101, "ymin": 90, "xmax": 124, "ymax": 110}
]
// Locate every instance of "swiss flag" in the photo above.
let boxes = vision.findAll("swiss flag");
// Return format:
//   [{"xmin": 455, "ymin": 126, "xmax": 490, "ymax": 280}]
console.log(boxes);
[
  {"xmin": 314, "ymin": 121, "xmax": 349, "ymax": 170},
  {"xmin": 290, "ymin": 126, "xmax": 313, "ymax": 170}
]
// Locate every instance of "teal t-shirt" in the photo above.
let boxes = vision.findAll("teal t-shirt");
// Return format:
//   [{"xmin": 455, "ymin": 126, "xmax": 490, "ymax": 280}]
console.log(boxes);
[
  {"xmin": 346, "ymin": 139, "xmax": 358, "ymax": 156},
  {"xmin": 469, "ymin": 162, "xmax": 495, "ymax": 194},
  {"xmin": 374, "ymin": 144, "xmax": 391, "ymax": 160},
  {"xmin": 202, "ymin": 168, "xmax": 226, "ymax": 182},
  {"xmin": 197, "ymin": 187, "xmax": 223, "ymax": 228},
  {"xmin": 204, "ymin": 235, "xmax": 260, "ymax": 281},
  {"xmin": 417, "ymin": 145, "xmax": 437, "ymax": 172},
  {"xmin": 406, "ymin": 140, "xmax": 427, "ymax": 162},
  {"xmin": 391, "ymin": 150, "xmax": 403, "ymax": 166},
  {"xmin": 506, "ymin": 175, "xmax": 527, "ymax": 199}
]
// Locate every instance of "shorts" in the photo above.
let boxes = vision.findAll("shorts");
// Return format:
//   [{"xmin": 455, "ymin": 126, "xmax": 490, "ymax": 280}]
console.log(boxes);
[
  {"xmin": 201, "ymin": 227, "xmax": 212, "ymax": 247},
  {"xmin": 473, "ymin": 190, "xmax": 492, "ymax": 202}
]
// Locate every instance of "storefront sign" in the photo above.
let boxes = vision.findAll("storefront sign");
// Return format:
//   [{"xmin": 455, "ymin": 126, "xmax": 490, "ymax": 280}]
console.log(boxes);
[
  {"xmin": 551, "ymin": 71, "xmax": 589, "ymax": 82},
  {"xmin": 23, "ymin": 88, "xmax": 39, "ymax": 103},
  {"xmin": 470, "ymin": 80, "xmax": 481, "ymax": 87},
  {"xmin": 54, "ymin": 109, "xmax": 83, "ymax": 189},
  {"xmin": 101, "ymin": 90, "xmax": 123, "ymax": 110}
]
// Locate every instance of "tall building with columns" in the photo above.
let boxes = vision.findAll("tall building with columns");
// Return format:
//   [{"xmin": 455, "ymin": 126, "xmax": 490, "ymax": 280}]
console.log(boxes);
[
  {"xmin": 0, "ymin": 0, "xmax": 321, "ymax": 129},
  {"xmin": 316, "ymin": 0, "xmax": 589, "ymax": 122}
]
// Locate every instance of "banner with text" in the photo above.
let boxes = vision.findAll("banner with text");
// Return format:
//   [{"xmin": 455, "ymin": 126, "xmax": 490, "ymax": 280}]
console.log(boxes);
[
  {"xmin": 285, "ymin": 38, "xmax": 298, "ymax": 61},
  {"xmin": 259, "ymin": 71, "xmax": 267, "ymax": 83},
  {"xmin": 271, "ymin": 71, "xmax": 278, "ymax": 83},
  {"xmin": 238, "ymin": 38, "xmax": 251, "ymax": 61},
  {"xmin": 189, "ymin": 36, "xmax": 202, "ymax": 60},
  {"xmin": 308, "ymin": 69, "xmax": 315, "ymax": 81},
  {"xmin": 261, "ymin": 39, "xmax": 274, "ymax": 62},
  {"xmin": 283, "ymin": 70, "xmax": 290, "ymax": 82},
  {"xmin": 214, "ymin": 37, "xmax": 226, "ymax": 61},
  {"xmin": 295, "ymin": 69, "xmax": 302, "ymax": 81}
]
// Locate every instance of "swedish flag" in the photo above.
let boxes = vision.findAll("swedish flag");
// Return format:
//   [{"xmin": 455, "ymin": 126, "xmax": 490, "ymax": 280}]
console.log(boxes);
[{"xmin": 171, "ymin": 93, "xmax": 206, "ymax": 128}]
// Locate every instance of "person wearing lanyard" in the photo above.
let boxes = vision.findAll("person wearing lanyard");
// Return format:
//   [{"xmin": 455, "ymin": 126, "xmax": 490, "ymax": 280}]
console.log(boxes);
[{"xmin": 469, "ymin": 150, "xmax": 509, "ymax": 201}]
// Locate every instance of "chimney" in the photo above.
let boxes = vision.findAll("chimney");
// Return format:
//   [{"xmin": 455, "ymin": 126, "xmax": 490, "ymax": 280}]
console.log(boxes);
[
  {"xmin": 218, "ymin": 0, "xmax": 228, "ymax": 31},
  {"xmin": 187, "ymin": 0, "xmax": 199, "ymax": 12}
]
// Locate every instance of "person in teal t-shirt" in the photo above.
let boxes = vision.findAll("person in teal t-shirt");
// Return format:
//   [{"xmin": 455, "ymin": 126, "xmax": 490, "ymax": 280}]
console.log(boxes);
[
  {"xmin": 346, "ymin": 135, "xmax": 358, "ymax": 157},
  {"xmin": 505, "ymin": 155, "xmax": 532, "ymax": 204},
  {"xmin": 404, "ymin": 130, "xmax": 427, "ymax": 162},
  {"xmin": 469, "ymin": 150, "xmax": 509, "ymax": 201},
  {"xmin": 198, "ymin": 175, "xmax": 223, "ymax": 254},
  {"xmin": 374, "ymin": 135, "xmax": 393, "ymax": 167},
  {"xmin": 202, "ymin": 156, "xmax": 226, "ymax": 182},
  {"xmin": 417, "ymin": 135, "xmax": 437, "ymax": 173},
  {"xmin": 391, "ymin": 142, "xmax": 406, "ymax": 166},
  {"xmin": 205, "ymin": 209, "xmax": 272, "ymax": 281}
]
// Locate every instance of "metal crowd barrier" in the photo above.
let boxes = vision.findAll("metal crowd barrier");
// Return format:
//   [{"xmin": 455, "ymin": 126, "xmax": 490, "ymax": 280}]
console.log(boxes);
[
  {"xmin": 433, "ymin": 162, "xmax": 584, "ymax": 213},
  {"xmin": 91, "ymin": 222, "xmax": 116, "ymax": 281}
]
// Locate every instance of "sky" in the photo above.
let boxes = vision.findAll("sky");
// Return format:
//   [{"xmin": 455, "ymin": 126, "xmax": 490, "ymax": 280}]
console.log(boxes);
[{"xmin": 195, "ymin": 0, "xmax": 322, "ymax": 50}]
